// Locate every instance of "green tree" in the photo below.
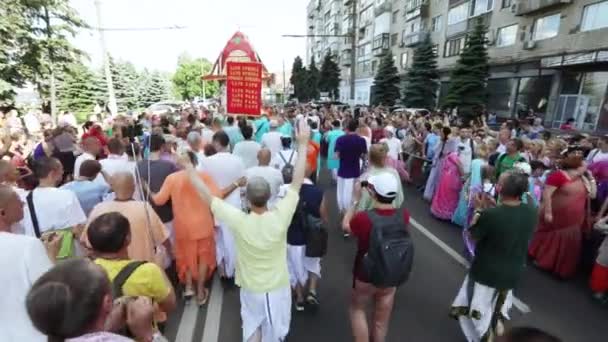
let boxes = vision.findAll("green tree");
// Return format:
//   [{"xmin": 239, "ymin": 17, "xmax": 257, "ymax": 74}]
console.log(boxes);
[
  {"xmin": 0, "ymin": 0, "xmax": 87, "ymax": 110},
  {"xmin": 289, "ymin": 56, "xmax": 307, "ymax": 102},
  {"xmin": 306, "ymin": 56, "xmax": 320, "ymax": 101},
  {"xmin": 172, "ymin": 53, "xmax": 218, "ymax": 101},
  {"xmin": 402, "ymin": 36, "xmax": 439, "ymax": 109},
  {"xmin": 372, "ymin": 51, "xmax": 400, "ymax": 106},
  {"xmin": 56, "ymin": 63, "xmax": 106, "ymax": 122},
  {"xmin": 143, "ymin": 71, "xmax": 171, "ymax": 106},
  {"xmin": 110, "ymin": 59, "xmax": 139, "ymax": 112},
  {"xmin": 319, "ymin": 51, "xmax": 341, "ymax": 100},
  {"xmin": 444, "ymin": 19, "xmax": 490, "ymax": 119}
]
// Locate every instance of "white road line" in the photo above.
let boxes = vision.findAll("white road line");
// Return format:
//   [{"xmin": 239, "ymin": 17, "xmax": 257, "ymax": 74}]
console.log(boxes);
[
  {"xmin": 175, "ymin": 300, "xmax": 199, "ymax": 342},
  {"xmin": 201, "ymin": 275, "xmax": 224, "ymax": 342},
  {"xmin": 410, "ymin": 218, "xmax": 532, "ymax": 314}
]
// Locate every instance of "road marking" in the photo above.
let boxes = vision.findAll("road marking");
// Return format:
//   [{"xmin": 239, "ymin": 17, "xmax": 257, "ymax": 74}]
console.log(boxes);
[
  {"xmin": 175, "ymin": 299, "xmax": 199, "ymax": 342},
  {"xmin": 409, "ymin": 218, "xmax": 531, "ymax": 314},
  {"xmin": 201, "ymin": 276, "xmax": 224, "ymax": 342}
]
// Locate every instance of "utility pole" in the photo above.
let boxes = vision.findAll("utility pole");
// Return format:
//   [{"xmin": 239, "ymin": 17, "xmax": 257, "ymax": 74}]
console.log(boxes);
[
  {"xmin": 42, "ymin": 6, "xmax": 57, "ymax": 124},
  {"xmin": 349, "ymin": 0, "xmax": 358, "ymax": 104},
  {"xmin": 94, "ymin": 0, "xmax": 118, "ymax": 117},
  {"xmin": 282, "ymin": 59, "xmax": 287, "ymax": 104}
]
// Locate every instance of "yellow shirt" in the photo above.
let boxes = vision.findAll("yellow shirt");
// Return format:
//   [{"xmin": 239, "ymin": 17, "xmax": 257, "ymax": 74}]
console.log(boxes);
[
  {"xmin": 94, "ymin": 258, "xmax": 171, "ymax": 303},
  {"xmin": 211, "ymin": 187, "xmax": 299, "ymax": 293}
]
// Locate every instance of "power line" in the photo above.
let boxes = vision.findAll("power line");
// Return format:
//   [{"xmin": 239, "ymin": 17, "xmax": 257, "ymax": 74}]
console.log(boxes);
[{"xmin": 85, "ymin": 25, "xmax": 187, "ymax": 32}]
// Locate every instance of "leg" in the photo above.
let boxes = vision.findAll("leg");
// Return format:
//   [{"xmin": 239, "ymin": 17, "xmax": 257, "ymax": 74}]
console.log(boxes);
[
  {"xmin": 196, "ymin": 256, "xmax": 209, "ymax": 306},
  {"xmin": 370, "ymin": 287, "xmax": 396, "ymax": 342},
  {"xmin": 336, "ymin": 176, "xmax": 345, "ymax": 212},
  {"xmin": 350, "ymin": 280, "xmax": 373, "ymax": 342},
  {"xmin": 246, "ymin": 327, "xmax": 262, "ymax": 342}
]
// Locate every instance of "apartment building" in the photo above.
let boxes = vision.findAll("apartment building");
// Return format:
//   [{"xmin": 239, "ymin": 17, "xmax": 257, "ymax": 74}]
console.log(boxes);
[{"xmin": 306, "ymin": 0, "xmax": 608, "ymax": 131}]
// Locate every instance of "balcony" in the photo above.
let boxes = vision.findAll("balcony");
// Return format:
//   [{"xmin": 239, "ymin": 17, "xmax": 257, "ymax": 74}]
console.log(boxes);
[
  {"xmin": 374, "ymin": 0, "xmax": 392, "ymax": 17},
  {"xmin": 402, "ymin": 31, "xmax": 427, "ymax": 47},
  {"xmin": 405, "ymin": 0, "xmax": 428, "ymax": 21},
  {"xmin": 372, "ymin": 33, "xmax": 390, "ymax": 56},
  {"xmin": 514, "ymin": 0, "xmax": 572, "ymax": 16}
]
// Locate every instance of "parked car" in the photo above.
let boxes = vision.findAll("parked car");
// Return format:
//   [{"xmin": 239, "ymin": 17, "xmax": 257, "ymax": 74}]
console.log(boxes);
[{"xmin": 146, "ymin": 102, "xmax": 182, "ymax": 116}]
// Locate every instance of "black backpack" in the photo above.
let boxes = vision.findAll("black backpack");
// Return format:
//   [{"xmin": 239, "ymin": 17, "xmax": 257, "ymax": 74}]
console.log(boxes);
[{"xmin": 362, "ymin": 210, "xmax": 414, "ymax": 288}]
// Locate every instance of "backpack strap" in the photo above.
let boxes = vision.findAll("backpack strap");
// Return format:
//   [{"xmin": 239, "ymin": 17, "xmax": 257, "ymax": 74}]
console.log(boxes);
[
  {"xmin": 111, "ymin": 261, "xmax": 147, "ymax": 299},
  {"xmin": 279, "ymin": 150, "xmax": 295, "ymax": 165},
  {"xmin": 288, "ymin": 150, "xmax": 295, "ymax": 164},
  {"xmin": 26, "ymin": 191, "xmax": 41, "ymax": 238}
]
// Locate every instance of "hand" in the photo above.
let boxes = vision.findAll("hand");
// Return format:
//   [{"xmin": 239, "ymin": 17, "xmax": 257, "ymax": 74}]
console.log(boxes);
[
  {"xmin": 105, "ymin": 301, "xmax": 127, "ymax": 332},
  {"xmin": 472, "ymin": 193, "xmax": 484, "ymax": 210},
  {"xmin": 126, "ymin": 297, "xmax": 155, "ymax": 342},
  {"xmin": 236, "ymin": 176, "xmax": 247, "ymax": 187},
  {"xmin": 295, "ymin": 118, "xmax": 311, "ymax": 146},
  {"xmin": 544, "ymin": 211, "xmax": 553, "ymax": 223},
  {"xmin": 42, "ymin": 232, "xmax": 63, "ymax": 257}
]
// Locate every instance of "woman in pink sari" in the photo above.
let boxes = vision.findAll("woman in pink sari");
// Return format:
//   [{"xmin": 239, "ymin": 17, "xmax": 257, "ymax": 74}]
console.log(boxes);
[
  {"xmin": 528, "ymin": 155, "xmax": 592, "ymax": 279},
  {"xmin": 431, "ymin": 138, "xmax": 464, "ymax": 220}
]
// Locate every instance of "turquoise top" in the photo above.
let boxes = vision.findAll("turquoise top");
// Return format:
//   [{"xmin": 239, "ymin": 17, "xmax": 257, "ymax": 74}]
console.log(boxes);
[
  {"xmin": 254, "ymin": 117, "xmax": 269, "ymax": 142},
  {"xmin": 312, "ymin": 130, "xmax": 322, "ymax": 144},
  {"xmin": 326, "ymin": 129, "xmax": 344, "ymax": 170},
  {"xmin": 278, "ymin": 122, "xmax": 294, "ymax": 138}
]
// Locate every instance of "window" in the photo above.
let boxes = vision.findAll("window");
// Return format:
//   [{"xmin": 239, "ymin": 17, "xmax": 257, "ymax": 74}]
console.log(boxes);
[
  {"xmin": 471, "ymin": 0, "xmax": 493, "ymax": 17},
  {"xmin": 445, "ymin": 37, "xmax": 465, "ymax": 57},
  {"xmin": 533, "ymin": 13, "xmax": 560, "ymax": 41},
  {"xmin": 496, "ymin": 24, "xmax": 517, "ymax": 47},
  {"xmin": 501, "ymin": 0, "xmax": 511, "ymax": 8},
  {"xmin": 431, "ymin": 15, "xmax": 443, "ymax": 32},
  {"xmin": 392, "ymin": 10, "xmax": 400, "ymax": 23},
  {"xmin": 391, "ymin": 33, "xmax": 399, "ymax": 46},
  {"xmin": 372, "ymin": 60, "xmax": 378, "ymax": 73},
  {"xmin": 401, "ymin": 52, "xmax": 408, "ymax": 69},
  {"xmin": 582, "ymin": 1, "xmax": 608, "ymax": 32},
  {"xmin": 432, "ymin": 44, "xmax": 439, "ymax": 56},
  {"xmin": 487, "ymin": 78, "xmax": 514, "ymax": 115},
  {"xmin": 448, "ymin": 2, "xmax": 470, "ymax": 25}
]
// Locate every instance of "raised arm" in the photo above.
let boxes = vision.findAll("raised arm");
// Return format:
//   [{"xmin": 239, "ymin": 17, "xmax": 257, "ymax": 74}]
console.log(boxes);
[{"xmin": 290, "ymin": 120, "xmax": 311, "ymax": 192}]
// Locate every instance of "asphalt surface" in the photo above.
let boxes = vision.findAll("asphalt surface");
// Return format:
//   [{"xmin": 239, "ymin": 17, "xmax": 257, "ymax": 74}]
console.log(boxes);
[{"xmin": 164, "ymin": 172, "xmax": 608, "ymax": 342}]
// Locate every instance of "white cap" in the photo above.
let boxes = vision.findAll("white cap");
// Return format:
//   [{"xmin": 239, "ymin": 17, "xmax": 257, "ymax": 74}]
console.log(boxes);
[
  {"xmin": 385, "ymin": 125, "xmax": 396, "ymax": 135},
  {"xmin": 270, "ymin": 120, "xmax": 279, "ymax": 128},
  {"xmin": 514, "ymin": 162, "xmax": 532, "ymax": 175},
  {"xmin": 367, "ymin": 172, "xmax": 399, "ymax": 198}
]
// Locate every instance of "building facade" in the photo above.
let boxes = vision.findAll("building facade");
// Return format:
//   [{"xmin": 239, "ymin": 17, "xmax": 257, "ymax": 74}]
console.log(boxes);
[{"xmin": 306, "ymin": 0, "xmax": 608, "ymax": 131}]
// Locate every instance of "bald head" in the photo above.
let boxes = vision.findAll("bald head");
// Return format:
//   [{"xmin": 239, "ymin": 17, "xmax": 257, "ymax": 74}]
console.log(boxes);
[
  {"xmin": 0, "ymin": 184, "xmax": 23, "ymax": 229},
  {"xmin": 0, "ymin": 160, "xmax": 18, "ymax": 183},
  {"xmin": 111, "ymin": 172, "xmax": 135, "ymax": 200},
  {"xmin": 246, "ymin": 177, "xmax": 271, "ymax": 208},
  {"xmin": 257, "ymin": 148, "xmax": 271, "ymax": 166}
]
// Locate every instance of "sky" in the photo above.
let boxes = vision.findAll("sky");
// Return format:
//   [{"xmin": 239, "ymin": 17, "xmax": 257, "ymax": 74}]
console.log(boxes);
[{"xmin": 70, "ymin": 0, "xmax": 309, "ymax": 74}]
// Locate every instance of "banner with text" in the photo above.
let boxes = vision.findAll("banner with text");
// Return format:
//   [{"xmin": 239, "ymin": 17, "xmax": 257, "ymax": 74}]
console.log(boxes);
[{"xmin": 226, "ymin": 62, "xmax": 262, "ymax": 116}]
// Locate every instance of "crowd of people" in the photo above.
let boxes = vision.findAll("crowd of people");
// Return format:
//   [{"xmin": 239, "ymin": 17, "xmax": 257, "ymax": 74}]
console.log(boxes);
[{"xmin": 0, "ymin": 103, "xmax": 593, "ymax": 342}]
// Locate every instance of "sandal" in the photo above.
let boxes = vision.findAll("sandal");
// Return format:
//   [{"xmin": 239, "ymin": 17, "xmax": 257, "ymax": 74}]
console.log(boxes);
[
  {"xmin": 183, "ymin": 287, "xmax": 195, "ymax": 300},
  {"xmin": 197, "ymin": 288, "xmax": 209, "ymax": 307}
]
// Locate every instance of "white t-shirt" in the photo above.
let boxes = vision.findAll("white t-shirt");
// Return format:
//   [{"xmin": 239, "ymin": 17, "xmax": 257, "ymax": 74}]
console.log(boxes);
[
  {"xmin": 261, "ymin": 131, "xmax": 284, "ymax": 157},
  {"xmin": 233, "ymin": 140, "xmax": 262, "ymax": 169},
  {"xmin": 246, "ymin": 166, "xmax": 284, "ymax": 206},
  {"xmin": 0, "ymin": 232, "xmax": 52, "ymax": 342},
  {"xmin": 73, "ymin": 152, "xmax": 95, "ymax": 179},
  {"xmin": 22, "ymin": 187, "xmax": 87, "ymax": 237},
  {"xmin": 380, "ymin": 137, "xmax": 402, "ymax": 160},
  {"xmin": 201, "ymin": 128, "xmax": 215, "ymax": 144},
  {"xmin": 587, "ymin": 148, "xmax": 608, "ymax": 164},
  {"xmin": 458, "ymin": 138, "xmax": 474, "ymax": 174},
  {"xmin": 199, "ymin": 152, "xmax": 246, "ymax": 208},
  {"xmin": 272, "ymin": 149, "xmax": 298, "ymax": 171}
]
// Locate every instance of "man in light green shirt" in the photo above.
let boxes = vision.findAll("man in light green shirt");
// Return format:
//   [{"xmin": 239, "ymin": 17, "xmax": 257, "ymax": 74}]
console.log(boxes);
[{"xmin": 183, "ymin": 119, "xmax": 310, "ymax": 342}]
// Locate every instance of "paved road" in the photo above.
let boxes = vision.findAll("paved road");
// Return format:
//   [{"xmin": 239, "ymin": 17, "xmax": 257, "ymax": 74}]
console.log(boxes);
[{"xmin": 164, "ymin": 174, "xmax": 608, "ymax": 342}]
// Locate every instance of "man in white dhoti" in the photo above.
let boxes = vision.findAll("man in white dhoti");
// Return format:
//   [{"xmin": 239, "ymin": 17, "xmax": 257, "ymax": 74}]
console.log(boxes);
[
  {"xmin": 198, "ymin": 130, "xmax": 245, "ymax": 280},
  {"xmin": 184, "ymin": 119, "xmax": 310, "ymax": 342},
  {"xmin": 451, "ymin": 171, "xmax": 537, "ymax": 342}
]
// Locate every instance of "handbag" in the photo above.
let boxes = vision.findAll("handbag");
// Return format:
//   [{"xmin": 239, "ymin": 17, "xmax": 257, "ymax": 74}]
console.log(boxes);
[{"xmin": 303, "ymin": 200, "xmax": 328, "ymax": 258}]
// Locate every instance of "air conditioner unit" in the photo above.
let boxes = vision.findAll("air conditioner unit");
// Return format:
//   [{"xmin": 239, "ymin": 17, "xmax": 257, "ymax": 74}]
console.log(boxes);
[
  {"xmin": 510, "ymin": 3, "xmax": 520, "ymax": 14},
  {"xmin": 523, "ymin": 40, "xmax": 536, "ymax": 50}
]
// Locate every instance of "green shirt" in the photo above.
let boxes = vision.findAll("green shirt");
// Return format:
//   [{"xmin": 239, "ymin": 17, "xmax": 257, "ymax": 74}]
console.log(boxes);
[
  {"xmin": 495, "ymin": 153, "xmax": 525, "ymax": 179},
  {"xmin": 211, "ymin": 188, "xmax": 299, "ymax": 293},
  {"xmin": 470, "ymin": 203, "xmax": 537, "ymax": 290},
  {"xmin": 356, "ymin": 167, "xmax": 404, "ymax": 211}
]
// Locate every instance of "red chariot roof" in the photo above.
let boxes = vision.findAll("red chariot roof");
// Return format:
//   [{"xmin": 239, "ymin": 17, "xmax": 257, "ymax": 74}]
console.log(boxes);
[{"xmin": 202, "ymin": 31, "xmax": 272, "ymax": 81}]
